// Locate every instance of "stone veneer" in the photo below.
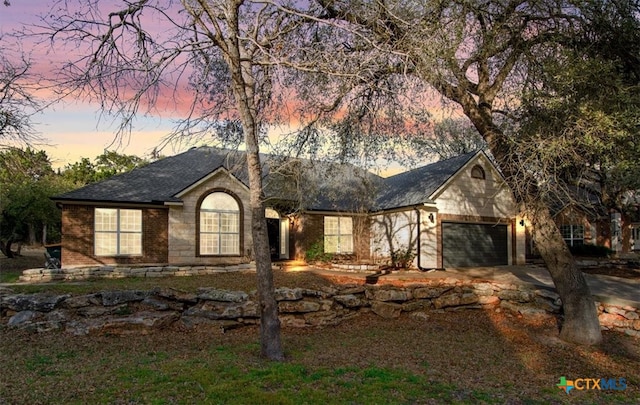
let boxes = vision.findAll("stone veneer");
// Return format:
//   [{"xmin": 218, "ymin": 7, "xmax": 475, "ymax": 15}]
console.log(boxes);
[
  {"xmin": 19, "ymin": 264, "xmax": 256, "ymax": 282},
  {"xmin": 2, "ymin": 277, "xmax": 639, "ymax": 338}
]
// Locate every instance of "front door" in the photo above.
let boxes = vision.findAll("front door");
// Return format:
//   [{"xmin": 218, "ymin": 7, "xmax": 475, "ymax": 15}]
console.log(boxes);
[{"xmin": 266, "ymin": 218, "xmax": 280, "ymax": 260}]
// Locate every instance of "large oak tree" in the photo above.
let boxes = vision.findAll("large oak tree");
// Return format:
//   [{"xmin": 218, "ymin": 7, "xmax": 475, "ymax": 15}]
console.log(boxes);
[{"xmin": 294, "ymin": 0, "xmax": 638, "ymax": 345}]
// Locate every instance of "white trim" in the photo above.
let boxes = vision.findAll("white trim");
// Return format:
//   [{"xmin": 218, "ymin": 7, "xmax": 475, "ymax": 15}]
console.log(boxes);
[{"xmin": 280, "ymin": 219, "xmax": 289, "ymax": 259}]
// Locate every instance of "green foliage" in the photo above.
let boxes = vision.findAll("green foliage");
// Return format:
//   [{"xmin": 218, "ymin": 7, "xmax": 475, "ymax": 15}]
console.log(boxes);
[
  {"xmin": 304, "ymin": 239, "xmax": 333, "ymax": 263},
  {"xmin": 61, "ymin": 151, "xmax": 149, "ymax": 185},
  {"xmin": 0, "ymin": 148, "xmax": 150, "ymax": 256},
  {"xmin": 390, "ymin": 246, "xmax": 416, "ymax": 269},
  {"xmin": 569, "ymin": 243, "xmax": 613, "ymax": 258},
  {"xmin": 517, "ymin": 1, "xmax": 640, "ymax": 212},
  {"xmin": 0, "ymin": 148, "xmax": 76, "ymax": 252}
]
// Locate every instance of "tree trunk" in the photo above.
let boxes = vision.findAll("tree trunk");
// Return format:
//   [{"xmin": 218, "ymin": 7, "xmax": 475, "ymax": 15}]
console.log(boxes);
[
  {"xmin": 0, "ymin": 239, "xmax": 15, "ymax": 258},
  {"xmin": 241, "ymin": 123, "xmax": 284, "ymax": 361},
  {"xmin": 229, "ymin": 54, "xmax": 285, "ymax": 361},
  {"xmin": 471, "ymin": 119, "xmax": 602, "ymax": 345},
  {"xmin": 42, "ymin": 224, "xmax": 48, "ymax": 246},
  {"xmin": 28, "ymin": 223, "xmax": 37, "ymax": 245},
  {"xmin": 530, "ymin": 202, "xmax": 602, "ymax": 345}
]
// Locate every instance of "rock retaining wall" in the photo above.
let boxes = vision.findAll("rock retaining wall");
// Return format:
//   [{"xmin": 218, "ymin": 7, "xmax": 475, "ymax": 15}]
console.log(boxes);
[
  {"xmin": 1, "ymin": 280, "xmax": 639, "ymax": 337},
  {"xmin": 19, "ymin": 264, "xmax": 256, "ymax": 282}
]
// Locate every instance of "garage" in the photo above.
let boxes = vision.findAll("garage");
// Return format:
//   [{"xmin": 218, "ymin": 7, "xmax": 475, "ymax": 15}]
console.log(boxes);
[{"xmin": 442, "ymin": 222, "xmax": 508, "ymax": 267}]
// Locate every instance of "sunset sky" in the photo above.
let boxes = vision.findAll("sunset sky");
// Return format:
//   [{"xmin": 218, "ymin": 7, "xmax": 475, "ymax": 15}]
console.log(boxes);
[
  {"xmin": 1, "ymin": 1, "xmax": 444, "ymax": 174},
  {"xmin": 1, "ymin": 2, "xmax": 202, "ymax": 168}
]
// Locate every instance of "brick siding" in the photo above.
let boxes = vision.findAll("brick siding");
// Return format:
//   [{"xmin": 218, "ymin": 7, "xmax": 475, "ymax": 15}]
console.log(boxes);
[{"xmin": 61, "ymin": 205, "xmax": 168, "ymax": 267}]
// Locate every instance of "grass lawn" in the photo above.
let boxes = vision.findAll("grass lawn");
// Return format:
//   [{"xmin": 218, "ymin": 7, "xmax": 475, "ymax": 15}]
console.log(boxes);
[{"xmin": 1, "ymin": 249, "xmax": 639, "ymax": 404}]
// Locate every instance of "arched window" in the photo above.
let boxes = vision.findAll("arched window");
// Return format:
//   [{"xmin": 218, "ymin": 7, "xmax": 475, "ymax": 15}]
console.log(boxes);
[
  {"xmin": 471, "ymin": 165, "xmax": 486, "ymax": 180},
  {"xmin": 199, "ymin": 192, "xmax": 240, "ymax": 255}
]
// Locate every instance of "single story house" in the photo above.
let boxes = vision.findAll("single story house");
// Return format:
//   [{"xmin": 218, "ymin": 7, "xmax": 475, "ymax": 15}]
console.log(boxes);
[{"xmin": 53, "ymin": 147, "xmax": 527, "ymax": 268}]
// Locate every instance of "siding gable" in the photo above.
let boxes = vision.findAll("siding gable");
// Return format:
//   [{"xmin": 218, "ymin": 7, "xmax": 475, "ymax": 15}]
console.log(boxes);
[
  {"xmin": 430, "ymin": 154, "xmax": 515, "ymax": 218},
  {"xmin": 168, "ymin": 169, "xmax": 252, "ymax": 264}
]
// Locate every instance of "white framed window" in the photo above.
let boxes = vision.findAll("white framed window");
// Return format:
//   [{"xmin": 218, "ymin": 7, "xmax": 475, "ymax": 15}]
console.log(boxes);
[
  {"xmin": 324, "ymin": 216, "xmax": 353, "ymax": 254},
  {"xmin": 200, "ymin": 192, "xmax": 240, "ymax": 255},
  {"xmin": 560, "ymin": 224, "xmax": 584, "ymax": 247},
  {"xmin": 95, "ymin": 208, "xmax": 142, "ymax": 256}
]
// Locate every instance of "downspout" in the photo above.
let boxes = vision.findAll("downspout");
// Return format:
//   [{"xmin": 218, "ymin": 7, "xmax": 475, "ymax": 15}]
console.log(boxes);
[{"xmin": 414, "ymin": 207, "xmax": 422, "ymax": 270}]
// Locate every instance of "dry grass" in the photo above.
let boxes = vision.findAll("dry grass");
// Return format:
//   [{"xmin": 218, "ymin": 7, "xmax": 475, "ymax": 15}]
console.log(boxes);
[
  {"xmin": 1, "ymin": 310, "xmax": 638, "ymax": 404},
  {"xmin": 0, "ymin": 247, "xmax": 46, "ymax": 283},
  {"xmin": 2, "ymin": 249, "xmax": 639, "ymax": 403}
]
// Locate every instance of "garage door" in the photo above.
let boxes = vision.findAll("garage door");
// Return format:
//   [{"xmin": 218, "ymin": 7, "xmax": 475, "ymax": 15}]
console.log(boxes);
[{"xmin": 442, "ymin": 222, "xmax": 508, "ymax": 267}]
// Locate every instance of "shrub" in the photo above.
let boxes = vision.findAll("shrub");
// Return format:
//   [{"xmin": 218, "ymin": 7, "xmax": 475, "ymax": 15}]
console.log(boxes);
[
  {"xmin": 304, "ymin": 239, "xmax": 334, "ymax": 263},
  {"xmin": 568, "ymin": 243, "xmax": 612, "ymax": 258},
  {"xmin": 390, "ymin": 247, "xmax": 416, "ymax": 269}
]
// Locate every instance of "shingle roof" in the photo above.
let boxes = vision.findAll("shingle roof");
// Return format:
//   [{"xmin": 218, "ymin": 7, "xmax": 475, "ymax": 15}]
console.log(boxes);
[
  {"xmin": 54, "ymin": 147, "xmax": 249, "ymax": 205},
  {"xmin": 375, "ymin": 152, "xmax": 478, "ymax": 210},
  {"xmin": 54, "ymin": 147, "xmax": 478, "ymax": 212}
]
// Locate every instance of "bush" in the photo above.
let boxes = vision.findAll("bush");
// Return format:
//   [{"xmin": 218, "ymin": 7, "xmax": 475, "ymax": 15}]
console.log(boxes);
[
  {"xmin": 568, "ymin": 243, "xmax": 612, "ymax": 257},
  {"xmin": 390, "ymin": 247, "xmax": 416, "ymax": 269},
  {"xmin": 304, "ymin": 239, "xmax": 334, "ymax": 263}
]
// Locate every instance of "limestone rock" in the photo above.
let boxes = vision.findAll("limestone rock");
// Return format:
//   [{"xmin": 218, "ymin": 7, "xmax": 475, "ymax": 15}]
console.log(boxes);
[
  {"xmin": 2, "ymin": 293, "xmax": 69, "ymax": 312},
  {"xmin": 333, "ymin": 294, "xmax": 365, "ymax": 308},
  {"xmin": 77, "ymin": 305, "xmax": 127, "ymax": 318},
  {"xmin": 410, "ymin": 311, "xmax": 430, "ymax": 321},
  {"xmin": 62, "ymin": 295, "xmax": 94, "ymax": 309},
  {"xmin": 478, "ymin": 296, "xmax": 500, "ymax": 306},
  {"xmin": 373, "ymin": 289, "xmax": 412, "ymax": 302},
  {"xmin": 338, "ymin": 285, "xmax": 366, "ymax": 295},
  {"xmin": 100, "ymin": 290, "xmax": 148, "ymax": 306},
  {"xmin": 433, "ymin": 293, "xmax": 478, "ymax": 309},
  {"xmin": 156, "ymin": 289, "xmax": 198, "ymax": 304},
  {"xmin": 413, "ymin": 287, "xmax": 453, "ymax": 299},
  {"xmin": 196, "ymin": 288, "xmax": 248, "ymax": 303},
  {"xmin": 497, "ymin": 289, "xmax": 534, "ymax": 303},
  {"xmin": 402, "ymin": 300, "xmax": 431, "ymax": 312},
  {"xmin": 68, "ymin": 311, "xmax": 179, "ymax": 336},
  {"xmin": 471, "ymin": 283, "xmax": 495, "ymax": 296},
  {"xmin": 279, "ymin": 300, "xmax": 321, "ymax": 313},
  {"xmin": 371, "ymin": 301, "xmax": 402, "ymax": 319},
  {"xmin": 8, "ymin": 310, "xmax": 38, "ymax": 327},
  {"xmin": 624, "ymin": 311, "xmax": 639, "ymax": 320},
  {"xmin": 279, "ymin": 314, "xmax": 308, "ymax": 328},
  {"xmin": 141, "ymin": 297, "xmax": 170, "ymax": 311},
  {"xmin": 274, "ymin": 287, "xmax": 304, "ymax": 301}
]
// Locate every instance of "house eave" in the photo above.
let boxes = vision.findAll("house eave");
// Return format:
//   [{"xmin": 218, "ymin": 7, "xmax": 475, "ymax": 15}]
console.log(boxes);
[
  {"xmin": 371, "ymin": 202, "xmax": 437, "ymax": 215},
  {"xmin": 52, "ymin": 198, "xmax": 168, "ymax": 209}
]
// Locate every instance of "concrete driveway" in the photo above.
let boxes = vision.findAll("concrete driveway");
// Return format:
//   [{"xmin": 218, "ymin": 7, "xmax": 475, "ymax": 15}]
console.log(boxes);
[
  {"xmin": 448, "ymin": 265, "xmax": 640, "ymax": 308},
  {"xmin": 313, "ymin": 264, "xmax": 640, "ymax": 308}
]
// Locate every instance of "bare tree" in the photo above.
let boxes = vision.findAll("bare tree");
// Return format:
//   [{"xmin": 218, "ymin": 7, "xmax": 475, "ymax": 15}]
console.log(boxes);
[
  {"xmin": 419, "ymin": 118, "xmax": 487, "ymax": 161},
  {"xmin": 0, "ymin": 47, "xmax": 41, "ymax": 147},
  {"xmin": 290, "ymin": 0, "xmax": 639, "ymax": 345},
  {"xmin": 38, "ymin": 0, "xmax": 322, "ymax": 361}
]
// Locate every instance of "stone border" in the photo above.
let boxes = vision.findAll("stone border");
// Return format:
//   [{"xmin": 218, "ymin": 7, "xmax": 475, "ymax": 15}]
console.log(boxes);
[
  {"xmin": 2, "ymin": 279, "xmax": 638, "ymax": 337},
  {"xmin": 19, "ymin": 264, "xmax": 256, "ymax": 282}
]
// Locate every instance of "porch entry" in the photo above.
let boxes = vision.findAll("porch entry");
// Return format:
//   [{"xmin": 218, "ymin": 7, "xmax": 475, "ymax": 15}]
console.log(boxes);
[{"xmin": 265, "ymin": 208, "xmax": 289, "ymax": 260}]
